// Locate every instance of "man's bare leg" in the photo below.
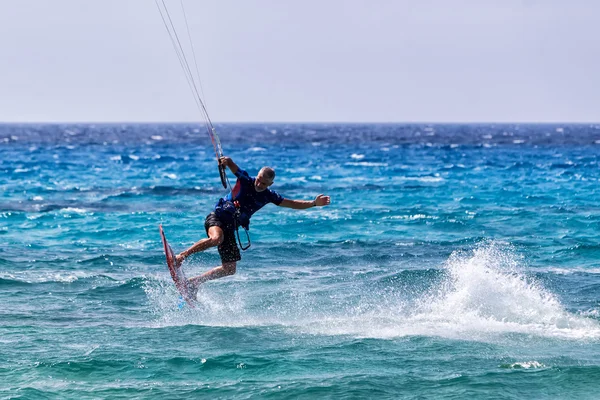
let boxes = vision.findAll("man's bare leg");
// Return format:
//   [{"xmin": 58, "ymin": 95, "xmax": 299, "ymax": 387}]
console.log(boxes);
[
  {"xmin": 187, "ymin": 262, "xmax": 237, "ymax": 296},
  {"xmin": 188, "ymin": 262, "xmax": 236, "ymax": 286},
  {"xmin": 175, "ymin": 226, "xmax": 224, "ymax": 266}
]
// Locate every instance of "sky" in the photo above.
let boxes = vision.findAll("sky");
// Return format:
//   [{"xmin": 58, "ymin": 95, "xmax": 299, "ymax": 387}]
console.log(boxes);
[{"xmin": 0, "ymin": 0, "xmax": 599, "ymax": 123}]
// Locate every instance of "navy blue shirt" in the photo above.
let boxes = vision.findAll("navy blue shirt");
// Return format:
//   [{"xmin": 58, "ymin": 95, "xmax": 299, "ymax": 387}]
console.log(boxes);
[{"xmin": 214, "ymin": 169, "xmax": 283, "ymax": 229}]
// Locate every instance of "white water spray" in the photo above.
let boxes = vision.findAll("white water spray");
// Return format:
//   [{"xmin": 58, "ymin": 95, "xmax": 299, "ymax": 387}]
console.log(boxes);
[{"xmin": 145, "ymin": 242, "xmax": 600, "ymax": 341}]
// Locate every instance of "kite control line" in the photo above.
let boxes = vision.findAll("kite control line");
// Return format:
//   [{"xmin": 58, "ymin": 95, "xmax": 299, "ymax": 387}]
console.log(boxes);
[{"xmin": 155, "ymin": 0, "xmax": 228, "ymax": 189}]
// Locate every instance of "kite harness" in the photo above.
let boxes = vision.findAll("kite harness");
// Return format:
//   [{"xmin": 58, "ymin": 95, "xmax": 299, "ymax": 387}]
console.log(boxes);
[{"xmin": 233, "ymin": 201, "xmax": 251, "ymax": 250}]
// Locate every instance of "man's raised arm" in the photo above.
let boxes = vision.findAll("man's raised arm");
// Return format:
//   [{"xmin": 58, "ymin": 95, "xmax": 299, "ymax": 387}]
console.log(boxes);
[{"xmin": 219, "ymin": 156, "xmax": 239, "ymax": 174}]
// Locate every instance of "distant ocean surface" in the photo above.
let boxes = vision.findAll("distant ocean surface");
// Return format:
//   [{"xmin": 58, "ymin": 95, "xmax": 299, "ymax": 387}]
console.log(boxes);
[{"xmin": 2, "ymin": 123, "xmax": 600, "ymax": 399}]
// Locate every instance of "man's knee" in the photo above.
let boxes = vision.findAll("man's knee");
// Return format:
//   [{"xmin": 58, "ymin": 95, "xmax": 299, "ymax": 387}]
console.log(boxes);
[
  {"xmin": 208, "ymin": 236, "xmax": 224, "ymax": 247},
  {"xmin": 222, "ymin": 262, "xmax": 236, "ymax": 276},
  {"xmin": 207, "ymin": 226, "xmax": 224, "ymax": 246}
]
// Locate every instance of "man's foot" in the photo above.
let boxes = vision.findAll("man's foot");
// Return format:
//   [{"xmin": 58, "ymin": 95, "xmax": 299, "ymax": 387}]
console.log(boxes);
[
  {"xmin": 187, "ymin": 280, "xmax": 200, "ymax": 299},
  {"xmin": 175, "ymin": 254, "xmax": 184, "ymax": 268}
]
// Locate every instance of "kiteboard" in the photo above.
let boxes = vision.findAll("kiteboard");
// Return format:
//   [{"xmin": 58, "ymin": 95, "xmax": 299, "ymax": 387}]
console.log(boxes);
[{"xmin": 159, "ymin": 225, "xmax": 196, "ymax": 307}]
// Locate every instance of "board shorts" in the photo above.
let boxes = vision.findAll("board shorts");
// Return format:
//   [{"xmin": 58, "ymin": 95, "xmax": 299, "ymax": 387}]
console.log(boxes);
[{"xmin": 204, "ymin": 212, "xmax": 241, "ymax": 263}]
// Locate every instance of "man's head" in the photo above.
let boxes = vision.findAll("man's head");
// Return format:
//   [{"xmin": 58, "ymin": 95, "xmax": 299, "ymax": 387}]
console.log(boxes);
[{"xmin": 255, "ymin": 167, "xmax": 275, "ymax": 192}]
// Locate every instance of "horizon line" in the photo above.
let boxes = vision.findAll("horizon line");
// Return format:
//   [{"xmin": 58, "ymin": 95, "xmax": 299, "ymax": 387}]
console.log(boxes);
[{"xmin": 1, "ymin": 121, "xmax": 600, "ymax": 126}]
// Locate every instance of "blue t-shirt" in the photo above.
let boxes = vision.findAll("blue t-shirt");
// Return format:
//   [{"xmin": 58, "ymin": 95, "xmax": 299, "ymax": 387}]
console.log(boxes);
[{"xmin": 214, "ymin": 169, "xmax": 283, "ymax": 229}]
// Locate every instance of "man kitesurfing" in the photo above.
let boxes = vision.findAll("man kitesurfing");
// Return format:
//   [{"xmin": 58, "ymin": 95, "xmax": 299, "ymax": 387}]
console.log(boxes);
[
  {"xmin": 155, "ymin": 1, "xmax": 330, "ymax": 303},
  {"xmin": 178, "ymin": 156, "xmax": 330, "ymax": 295}
]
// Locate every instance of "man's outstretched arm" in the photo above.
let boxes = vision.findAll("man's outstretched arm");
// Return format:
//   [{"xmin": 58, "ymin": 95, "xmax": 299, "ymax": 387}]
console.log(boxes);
[{"xmin": 279, "ymin": 194, "xmax": 331, "ymax": 209}]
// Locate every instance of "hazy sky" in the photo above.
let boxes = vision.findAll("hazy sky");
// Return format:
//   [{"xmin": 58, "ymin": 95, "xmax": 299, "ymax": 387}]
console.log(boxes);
[{"xmin": 1, "ymin": 0, "xmax": 599, "ymax": 123}]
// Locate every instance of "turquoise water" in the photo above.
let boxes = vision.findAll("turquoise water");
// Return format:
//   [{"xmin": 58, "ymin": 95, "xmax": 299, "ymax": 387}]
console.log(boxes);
[{"xmin": 2, "ymin": 123, "xmax": 600, "ymax": 399}]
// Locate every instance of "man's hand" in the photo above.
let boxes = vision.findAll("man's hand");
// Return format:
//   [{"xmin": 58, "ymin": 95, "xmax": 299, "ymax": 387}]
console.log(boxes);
[
  {"xmin": 314, "ymin": 194, "xmax": 331, "ymax": 207},
  {"xmin": 219, "ymin": 156, "xmax": 232, "ymax": 167}
]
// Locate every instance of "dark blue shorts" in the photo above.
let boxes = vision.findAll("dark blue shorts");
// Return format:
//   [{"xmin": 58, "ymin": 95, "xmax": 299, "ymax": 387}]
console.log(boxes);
[{"xmin": 204, "ymin": 212, "xmax": 241, "ymax": 263}]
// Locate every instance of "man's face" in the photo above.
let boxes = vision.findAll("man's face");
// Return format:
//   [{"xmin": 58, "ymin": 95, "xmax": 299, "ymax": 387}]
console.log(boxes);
[{"xmin": 254, "ymin": 172, "xmax": 273, "ymax": 192}]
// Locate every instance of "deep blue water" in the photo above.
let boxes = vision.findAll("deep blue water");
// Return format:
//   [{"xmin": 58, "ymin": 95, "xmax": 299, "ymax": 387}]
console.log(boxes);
[{"xmin": 1, "ymin": 123, "xmax": 600, "ymax": 399}]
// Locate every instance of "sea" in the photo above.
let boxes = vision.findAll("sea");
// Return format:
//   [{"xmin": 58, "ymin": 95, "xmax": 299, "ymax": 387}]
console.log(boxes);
[{"xmin": 1, "ymin": 123, "xmax": 600, "ymax": 399}]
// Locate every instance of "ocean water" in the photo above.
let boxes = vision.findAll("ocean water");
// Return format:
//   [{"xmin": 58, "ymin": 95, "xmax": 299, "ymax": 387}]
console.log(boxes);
[{"xmin": 1, "ymin": 123, "xmax": 600, "ymax": 399}]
